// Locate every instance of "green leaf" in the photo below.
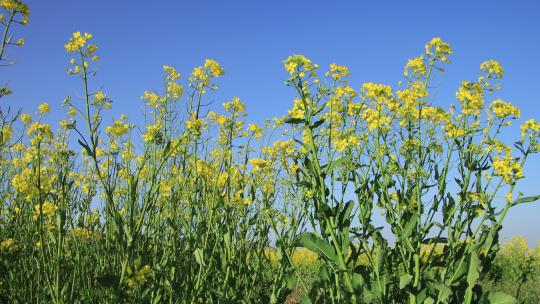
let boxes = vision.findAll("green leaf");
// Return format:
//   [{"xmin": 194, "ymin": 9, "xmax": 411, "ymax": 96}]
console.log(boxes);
[
  {"xmin": 351, "ymin": 272, "xmax": 364, "ymax": 291},
  {"xmin": 297, "ymin": 233, "xmax": 337, "ymax": 263},
  {"xmin": 77, "ymin": 139, "xmax": 93, "ymax": 156},
  {"xmin": 323, "ymin": 156, "xmax": 349, "ymax": 174},
  {"xmin": 399, "ymin": 274, "xmax": 413, "ymax": 289},
  {"xmin": 311, "ymin": 119, "xmax": 325, "ymax": 129},
  {"xmin": 284, "ymin": 117, "xmax": 306, "ymax": 124},
  {"xmin": 510, "ymin": 194, "xmax": 540, "ymax": 207},
  {"xmin": 466, "ymin": 252, "xmax": 481, "ymax": 286},
  {"xmin": 194, "ymin": 248, "xmax": 206, "ymax": 267},
  {"xmin": 401, "ymin": 212, "xmax": 418, "ymax": 238},
  {"xmin": 485, "ymin": 291, "xmax": 518, "ymax": 304},
  {"xmin": 433, "ymin": 283, "xmax": 452, "ymax": 302}
]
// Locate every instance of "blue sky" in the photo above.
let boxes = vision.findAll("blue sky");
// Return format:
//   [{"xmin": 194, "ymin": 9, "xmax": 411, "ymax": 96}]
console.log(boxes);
[{"xmin": 3, "ymin": 0, "xmax": 540, "ymax": 245}]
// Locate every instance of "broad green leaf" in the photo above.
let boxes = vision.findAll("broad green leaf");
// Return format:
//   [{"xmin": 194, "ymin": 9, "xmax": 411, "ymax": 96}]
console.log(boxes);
[
  {"xmin": 466, "ymin": 252, "xmax": 481, "ymax": 286},
  {"xmin": 298, "ymin": 233, "xmax": 338, "ymax": 263},
  {"xmin": 194, "ymin": 248, "xmax": 206, "ymax": 267},
  {"xmin": 351, "ymin": 272, "xmax": 364, "ymax": 291},
  {"xmin": 433, "ymin": 283, "xmax": 452, "ymax": 302},
  {"xmin": 324, "ymin": 156, "xmax": 350, "ymax": 174},
  {"xmin": 510, "ymin": 194, "xmax": 540, "ymax": 207},
  {"xmin": 485, "ymin": 291, "xmax": 518, "ymax": 304},
  {"xmin": 401, "ymin": 212, "xmax": 418, "ymax": 238},
  {"xmin": 284, "ymin": 117, "xmax": 306, "ymax": 124},
  {"xmin": 311, "ymin": 118, "xmax": 325, "ymax": 129},
  {"xmin": 399, "ymin": 274, "xmax": 413, "ymax": 289}
]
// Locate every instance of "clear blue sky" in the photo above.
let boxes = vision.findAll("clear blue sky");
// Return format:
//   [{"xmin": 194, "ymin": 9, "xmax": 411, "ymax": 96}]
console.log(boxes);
[{"xmin": 3, "ymin": 0, "xmax": 540, "ymax": 245}]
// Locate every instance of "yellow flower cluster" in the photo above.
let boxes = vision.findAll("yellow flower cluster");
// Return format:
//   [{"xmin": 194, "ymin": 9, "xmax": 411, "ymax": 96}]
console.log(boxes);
[
  {"xmin": 362, "ymin": 108, "xmax": 391, "ymax": 132},
  {"xmin": 142, "ymin": 91, "xmax": 161, "ymax": 107},
  {"xmin": 142, "ymin": 123, "xmax": 163, "ymax": 143},
  {"xmin": 20, "ymin": 113, "xmax": 32, "ymax": 124},
  {"xmin": 0, "ymin": 238, "xmax": 14, "ymax": 252},
  {"xmin": 223, "ymin": 97, "xmax": 246, "ymax": 114},
  {"xmin": 425, "ymin": 37, "xmax": 452, "ymax": 62},
  {"xmin": 64, "ymin": 31, "xmax": 92, "ymax": 53},
  {"xmin": 163, "ymin": 65, "xmax": 180, "ymax": 81},
  {"xmin": 480, "ymin": 60, "xmax": 504, "ymax": 79},
  {"xmin": 126, "ymin": 260, "xmax": 152, "ymax": 288},
  {"xmin": 105, "ymin": 115, "xmax": 130, "ymax": 137},
  {"xmin": 27, "ymin": 121, "xmax": 53, "ymax": 139},
  {"xmin": 186, "ymin": 118, "xmax": 207, "ymax": 134},
  {"xmin": 204, "ymin": 59, "xmax": 225, "ymax": 77},
  {"xmin": 492, "ymin": 154, "xmax": 523, "ymax": 184},
  {"xmin": 288, "ymin": 99, "xmax": 306, "ymax": 119},
  {"xmin": 189, "ymin": 59, "xmax": 224, "ymax": 88},
  {"xmin": 456, "ymin": 81, "xmax": 484, "ymax": 116},
  {"xmin": 262, "ymin": 139, "xmax": 296, "ymax": 158},
  {"xmin": 502, "ymin": 235, "xmax": 533, "ymax": 256},
  {"xmin": 249, "ymin": 158, "xmax": 271, "ymax": 173},
  {"xmin": 335, "ymin": 135, "xmax": 359, "ymax": 152},
  {"xmin": 33, "ymin": 201, "xmax": 57, "ymax": 219},
  {"xmin": 248, "ymin": 123, "xmax": 263, "ymax": 138},
  {"xmin": 404, "ymin": 55, "xmax": 426, "ymax": 77},
  {"xmin": 520, "ymin": 118, "xmax": 540, "ymax": 138},
  {"xmin": 38, "ymin": 102, "xmax": 50, "ymax": 114},
  {"xmin": 443, "ymin": 122, "xmax": 466, "ymax": 139},
  {"xmin": 0, "ymin": 0, "xmax": 29, "ymax": 23},
  {"xmin": 489, "ymin": 99, "xmax": 520, "ymax": 119},
  {"xmin": 74, "ymin": 227, "xmax": 94, "ymax": 240},
  {"xmin": 326, "ymin": 63, "xmax": 350, "ymax": 81},
  {"xmin": 361, "ymin": 82, "xmax": 393, "ymax": 102},
  {"xmin": 1, "ymin": 125, "xmax": 13, "ymax": 145},
  {"xmin": 283, "ymin": 54, "xmax": 318, "ymax": 76}
]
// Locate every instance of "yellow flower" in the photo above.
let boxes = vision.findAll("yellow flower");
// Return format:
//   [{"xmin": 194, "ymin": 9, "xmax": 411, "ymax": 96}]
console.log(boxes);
[
  {"xmin": 186, "ymin": 118, "xmax": 207, "ymax": 134},
  {"xmin": 20, "ymin": 113, "xmax": 32, "ymax": 124},
  {"xmin": 190, "ymin": 66, "xmax": 208, "ymax": 85},
  {"xmin": 167, "ymin": 82, "xmax": 183, "ymax": 99},
  {"xmin": 142, "ymin": 91, "xmax": 161, "ymax": 107},
  {"xmin": 480, "ymin": 60, "xmax": 504, "ymax": 79},
  {"xmin": 489, "ymin": 99, "xmax": 520, "ymax": 119},
  {"xmin": 0, "ymin": 0, "xmax": 29, "ymax": 22},
  {"xmin": 425, "ymin": 37, "xmax": 452, "ymax": 62},
  {"xmin": 248, "ymin": 123, "xmax": 263, "ymax": 138},
  {"xmin": 443, "ymin": 122, "xmax": 466, "ymax": 139},
  {"xmin": 288, "ymin": 99, "xmax": 306, "ymax": 119},
  {"xmin": 204, "ymin": 59, "xmax": 225, "ymax": 77},
  {"xmin": 283, "ymin": 54, "xmax": 318, "ymax": 76},
  {"xmin": 223, "ymin": 97, "xmax": 246, "ymax": 114},
  {"xmin": 456, "ymin": 81, "xmax": 483, "ymax": 116},
  {"xmin": 33, "ymin": 201, "xmax": 57, "ymax": 218},
  {"xmin": 106, "ymin": 118, "xmax": 130, "ymax": 137},
  {"xmin": 163, "ymin": 65, "xmax": 181, "ymax": 81},
  {"xmin": 520, "ymin": 118, "xmax": 540, "ymax": 138},
  {"xmin": 95, "ymin": 91, "xmax": 106, "ymax": 102},
  {"xmin": 326, "ymin": 63, "xmax": 350, "ymax": 81},
  {"xmin": 362, "ymin": 108, "xmax": 391, "ymax": 132},
  {"xmin": 65, "ymin": 31, "xmax": 92, "ymax": 53},
  {"xmin": 404, "ymin": 55, "xmax": 426, "ymax": 76},
  {"xmin": 142, "ymin": 123, "xmax": 163, "ymax": 143},
  {"xmin": 38, "ymin": 102, "xmax": 50, "ymax": 114},
  {"xmin": 68, "ymin": 107, "xmax": 77, "ymax": 116},
  {"xmin": 492, "ymin": 154, "xmax": 523, "ymax": 184},
  {"xmin": 1, "ymin": 125, "xmax": 13, "ymax": 144},
  {"xmin": 249, "ymin": 158, "xmax": 271, "ymax": 172},
  {"xmin": 0, "ymin": 238, "xmax": 14, "ymax": 252}
]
